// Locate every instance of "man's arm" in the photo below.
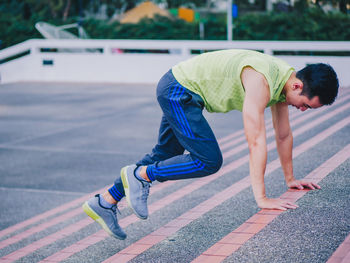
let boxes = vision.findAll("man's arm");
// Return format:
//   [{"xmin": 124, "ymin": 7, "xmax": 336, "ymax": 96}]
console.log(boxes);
[
  {"xmin": 242, "ymin": 67, "xmax": 297, "ymax": 210},
  {"xmin": 271, "ymin": 103, "xmax": 321, "ymax": 190}
]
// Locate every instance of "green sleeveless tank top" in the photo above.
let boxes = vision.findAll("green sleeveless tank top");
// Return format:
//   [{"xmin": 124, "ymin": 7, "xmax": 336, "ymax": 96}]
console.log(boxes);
[{"xmin": 172, "ymin": 49, "xmax": 294, "ymax": 113}]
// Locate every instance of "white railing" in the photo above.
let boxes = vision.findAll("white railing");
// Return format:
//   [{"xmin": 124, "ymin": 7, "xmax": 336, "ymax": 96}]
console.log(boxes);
[{"xmin": 1, "ymin": 39, "xmax": 350, "ymax": 86}]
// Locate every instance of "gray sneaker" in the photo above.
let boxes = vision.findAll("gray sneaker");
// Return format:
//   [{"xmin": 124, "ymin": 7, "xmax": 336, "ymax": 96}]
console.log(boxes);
[
  {"xmin": 82, "ymin": 194, "xmax": 127, "ymax": 240},
  {"xmin": 121, "ymin": 165, "xmax": 150, "ymax": 220}
]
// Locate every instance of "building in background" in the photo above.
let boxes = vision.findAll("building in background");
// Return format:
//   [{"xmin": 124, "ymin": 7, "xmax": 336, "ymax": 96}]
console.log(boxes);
[{"xmin": 119, "ymin": 1, "xmax": 172, "ymax": 24}]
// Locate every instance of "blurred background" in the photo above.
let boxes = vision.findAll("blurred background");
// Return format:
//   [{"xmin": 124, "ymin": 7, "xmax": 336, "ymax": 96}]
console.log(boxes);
[{"xmin": 1, "ymin": 0, "xmax": 350, "ymax": 50}]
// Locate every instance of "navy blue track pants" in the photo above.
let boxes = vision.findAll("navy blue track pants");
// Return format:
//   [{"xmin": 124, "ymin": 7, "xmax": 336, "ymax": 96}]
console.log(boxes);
[{"xmin": 111, "ymin": 70, "xmax": 223, "ymax": 200}]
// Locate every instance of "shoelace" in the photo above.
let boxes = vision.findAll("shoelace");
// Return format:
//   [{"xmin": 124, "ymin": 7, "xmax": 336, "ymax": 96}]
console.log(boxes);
[{"xmin": 111, "ymin": 205, "xmax": 121, "ymax": 215}]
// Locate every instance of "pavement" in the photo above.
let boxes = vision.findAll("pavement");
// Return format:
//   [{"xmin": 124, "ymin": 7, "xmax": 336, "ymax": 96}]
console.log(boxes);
[{"xmin": 0, "ymin": 82, "xmax": 349, "ymax": 263}]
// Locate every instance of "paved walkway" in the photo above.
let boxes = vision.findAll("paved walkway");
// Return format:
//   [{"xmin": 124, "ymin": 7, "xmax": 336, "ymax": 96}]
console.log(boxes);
[{"xmin": 0, "ymin": 82, "xmax": 349, "ymax": 263}]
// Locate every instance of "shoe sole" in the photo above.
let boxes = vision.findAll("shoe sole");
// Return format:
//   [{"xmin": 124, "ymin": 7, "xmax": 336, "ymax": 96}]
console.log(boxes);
[
  {"xmin": 120, "ymin": 166, "xmax": 147, "ymax": 220},
  {"xmin": 82, "ymin": 202, "xmax": 126, "ymax": 240}
]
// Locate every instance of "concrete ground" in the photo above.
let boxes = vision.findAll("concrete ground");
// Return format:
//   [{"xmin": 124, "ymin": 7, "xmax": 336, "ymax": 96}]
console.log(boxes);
[{"xmin": 0, "ymin": 82, "xmax": 349, "ymax": 263}]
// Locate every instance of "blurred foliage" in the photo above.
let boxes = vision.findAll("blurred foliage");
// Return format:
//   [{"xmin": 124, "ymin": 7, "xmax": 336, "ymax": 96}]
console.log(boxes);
[
  {"xmin": 1, "ymin": 0, "xmax": 350, "ymax": 50},
  {"xmin": 82, "ymin": 8, "xmax": 350, "ymax": 41},
  {"xmin": 0, "ymin": 12, "xmax": 41, "ymax": 49},
  {"xmin": 234, "ymin": 8, "xmax": 350, "ymax": 40},
  {"xmin": 84, "ymin": 15, "xmax": 198, "ymax": 39}
]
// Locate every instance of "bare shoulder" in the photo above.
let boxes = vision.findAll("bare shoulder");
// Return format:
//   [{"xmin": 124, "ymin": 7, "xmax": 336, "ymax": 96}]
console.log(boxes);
[
  {"xmin": 241, "ymin": 66, "xmax": 268, "ymax": 90},
  {"xmin": 241, "ymin": 67, "xmax": 270, "ymax": 107}
]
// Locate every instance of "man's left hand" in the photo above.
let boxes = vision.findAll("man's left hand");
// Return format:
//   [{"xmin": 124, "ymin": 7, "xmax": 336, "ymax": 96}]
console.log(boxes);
[{"xmin": 287, "ymin": 180, "xmax": 321, "ymax": 190}]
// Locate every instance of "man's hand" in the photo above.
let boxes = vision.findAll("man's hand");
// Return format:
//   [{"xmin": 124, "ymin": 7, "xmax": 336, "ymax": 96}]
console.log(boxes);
[
  {"xmin": 287, "ymin": 179, "xmax": 321, "ymax": 190},
  {"xmin": 257, "ymin": 197, "xmax": 298, "ymax": 211}
]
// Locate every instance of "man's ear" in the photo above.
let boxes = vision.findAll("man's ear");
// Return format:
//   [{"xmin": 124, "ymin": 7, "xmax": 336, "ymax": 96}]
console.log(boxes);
[{"xmin": 292, "ymin": 81, "xmax": 303, "ymax": 91}]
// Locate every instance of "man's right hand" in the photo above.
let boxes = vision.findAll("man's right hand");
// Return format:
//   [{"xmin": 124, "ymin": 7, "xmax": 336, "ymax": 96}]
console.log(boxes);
[{"xmin": 257, "ymin": 197, "xmax": 298, "ymax": 211}]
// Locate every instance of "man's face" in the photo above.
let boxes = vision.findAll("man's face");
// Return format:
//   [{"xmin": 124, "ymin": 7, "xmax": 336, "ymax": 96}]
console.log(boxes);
[{"xmin": 286, "ymin": 88, "xmax": 323, "ymax": 112}]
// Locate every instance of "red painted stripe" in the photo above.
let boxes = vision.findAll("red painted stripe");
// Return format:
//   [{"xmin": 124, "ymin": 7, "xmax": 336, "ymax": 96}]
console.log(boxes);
[
  {"xmin": 1, "ymin": 218, "xmax": 91, "ymax": 262},
  {"xmin": 0, "ymin": 186, "xmax": 109, "ymax": 239},
  {"xmin": 327, "ymin": 233, "xmax": 350, "ymax": 263},
  {"xmin": 193, "ymin": 143, "xmax": 350, "ymax": 263},
  {"xmin": 101, "ymin": 118, "xmax": 350, "ymax": 263},
  {"xmin": 0, "ymin": 208, "xmax": 83, "ymax": 249},
  {"xmin": 217, "ymin": 129, "xmax": 245, "ymax": 145}
]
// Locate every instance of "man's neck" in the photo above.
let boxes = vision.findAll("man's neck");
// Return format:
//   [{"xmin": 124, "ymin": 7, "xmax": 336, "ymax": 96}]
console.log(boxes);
[{"xmin": 282, "ymin": 71, "xmax": 297, "ymax": 96}]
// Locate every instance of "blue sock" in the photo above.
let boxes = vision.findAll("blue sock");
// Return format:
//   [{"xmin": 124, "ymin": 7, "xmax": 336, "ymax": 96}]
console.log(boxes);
[
  {"xmin": 99, "ymin": 195, "xmax": 114, "ymax": 208},
  {"xmin": 135, "ymin": 166, "xmax": 148, "ymax": 182}
]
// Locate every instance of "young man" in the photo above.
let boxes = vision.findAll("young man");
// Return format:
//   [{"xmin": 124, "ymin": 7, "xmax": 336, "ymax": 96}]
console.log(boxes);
[{"xmin": 83, "ymin": 49, "xmax": 339, "ymax": 240}]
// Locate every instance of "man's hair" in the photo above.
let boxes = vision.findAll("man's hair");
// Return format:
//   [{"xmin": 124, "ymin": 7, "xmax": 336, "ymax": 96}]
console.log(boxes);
[{"xmin": 296, "ymin": 63, "xmax": 339, "ymax": 105}]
